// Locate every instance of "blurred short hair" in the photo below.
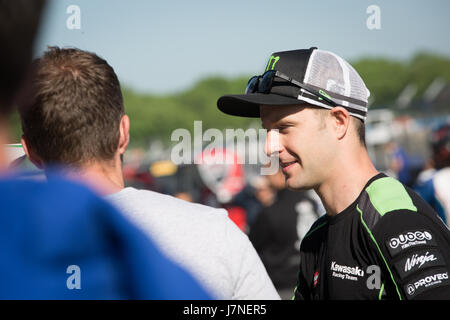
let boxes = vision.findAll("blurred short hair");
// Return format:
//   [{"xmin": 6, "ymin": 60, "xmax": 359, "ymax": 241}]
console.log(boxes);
[
  {"xmin": 19, "ymin": 47, "xmax": 125, "ymax": 166},
  {"xmin": 353, "ymin": 117, "xmax": 366, "ymax": 147}
]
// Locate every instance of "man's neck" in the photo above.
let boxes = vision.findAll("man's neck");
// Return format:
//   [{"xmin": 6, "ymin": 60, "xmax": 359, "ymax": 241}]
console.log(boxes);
[
  {"xmin": 314, "ymin": 148, "xmax": 379, "ymax": 216},
  {"xmin": 66, "ymin": 160, "xmax": 125, "ymax": 196}
]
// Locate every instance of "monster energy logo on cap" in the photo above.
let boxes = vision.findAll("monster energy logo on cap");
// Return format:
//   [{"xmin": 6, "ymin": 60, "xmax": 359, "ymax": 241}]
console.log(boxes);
[{"xmin": 266, "ymin": 55, "xmax": 280, "ymax": 71}]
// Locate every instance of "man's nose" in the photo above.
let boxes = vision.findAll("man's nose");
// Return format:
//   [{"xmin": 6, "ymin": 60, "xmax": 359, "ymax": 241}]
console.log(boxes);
[{"xmin": 264, "ymin": 129, "xmax": 281, "ymax": 157}]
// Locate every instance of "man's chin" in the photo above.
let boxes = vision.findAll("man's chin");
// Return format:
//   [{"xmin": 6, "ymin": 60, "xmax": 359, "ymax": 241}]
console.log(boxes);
[
  {"xmin": 287, "ymin": 185, "xmax": 311, "ymax": 192},
  {"xmin": 285, "ymin": 177, "xmax": 313, "ymax": 191},
  {"xmin": 286, "ymin": 182, "xmax": 308, "ymax": 191}
]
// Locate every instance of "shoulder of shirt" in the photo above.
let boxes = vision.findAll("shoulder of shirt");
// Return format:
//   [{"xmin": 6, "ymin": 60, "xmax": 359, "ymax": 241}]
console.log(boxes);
[
  {"xmin": 302, "ymin": 214, "xmax": 328, "ymax": 241},
  {"xmin": 434, "ymin": 167, "xmax": 450, "ymax": 185},
  {"xmin": 0, "ymin": 175, "xmax": 120, "ymax": 225},
  {"xmin": 0, "ymin": 174, "xmax": 99, "ymax": 200},
  {"xmin": 107, "ymin": 187, "xmax": 229, "ymax": 218},
  {"xmin": 357, "ymin": 175, "xmax": 419, "ymax": 232}
]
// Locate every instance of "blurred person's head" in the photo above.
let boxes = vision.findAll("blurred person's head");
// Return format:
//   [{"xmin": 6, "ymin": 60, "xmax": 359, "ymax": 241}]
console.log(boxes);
[
  {"xmin": 0, "ymin": 0, "xmax": 46, "ymax": 170},
  {"xmin": 384, "ymin": 140, "xmax": 404, "ymax": 176},
  {"xmin": 266, "ymin": 166, "xmax": 286, "ymax": 191},
  {"xmin": 174, "ymin": 192, "xmax": 193, "ymax": 202},
  {"xmin": 196, "ymin": 148, "xmax": 246, "ymax": 204},
  {"xmin": 250, "ymin": 175, "xmax": 275, "ymax": 207},
  {"xmin": 431, "ymin": 123, "xmax": 450, "ymax": 170}
]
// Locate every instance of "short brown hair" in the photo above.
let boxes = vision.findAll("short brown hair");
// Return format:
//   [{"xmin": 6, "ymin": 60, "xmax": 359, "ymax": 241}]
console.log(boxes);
[
  {"xmin": 313, "ymin": 106, "xmax": 366, "ymax": 147},
  {"xmin": 19, "ymin": 47, "xmax": 124, "ymax": 166},
  {"xmin": 353, "ymin": 117, "xmax": 366, "ymax": 147}
]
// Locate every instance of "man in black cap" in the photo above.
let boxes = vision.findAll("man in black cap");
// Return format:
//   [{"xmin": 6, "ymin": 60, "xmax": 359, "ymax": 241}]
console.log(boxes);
[{"xmin": 217, "ymin": 47, "xmax": 450, "ymax": 299}]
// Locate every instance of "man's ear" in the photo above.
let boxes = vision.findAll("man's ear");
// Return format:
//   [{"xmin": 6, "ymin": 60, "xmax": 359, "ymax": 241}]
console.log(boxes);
[
  {"xmin": 118, "ymin": 114, "xmax": 130, "ymax": 155},
  {"xmin": 329, "ymin": 106, "xmax": 350, "ymax": 140},
  {"xmin": 21, "ymin": 135, "xmax": 44, "ymax": 169}
]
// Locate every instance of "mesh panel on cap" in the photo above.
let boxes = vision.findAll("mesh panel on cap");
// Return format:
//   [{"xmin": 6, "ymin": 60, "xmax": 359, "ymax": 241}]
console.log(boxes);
[{"xmin": 303, "ymin": 49, "xmax": 370, "ymax": 121}]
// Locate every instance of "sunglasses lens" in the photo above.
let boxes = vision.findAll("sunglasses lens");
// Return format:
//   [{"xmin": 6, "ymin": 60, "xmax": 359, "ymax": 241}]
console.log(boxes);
[
  {"xmin": 245, "ymin": 76, "xmax": 259, "ymax": 94},
  {"xmin": 259, "ymin": 71, "xmax": 276, "ymax": 94}
]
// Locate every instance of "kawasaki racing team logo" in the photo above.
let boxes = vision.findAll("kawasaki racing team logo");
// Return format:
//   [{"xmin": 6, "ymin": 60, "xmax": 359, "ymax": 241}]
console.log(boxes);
[{"xmin": 330, "ymin": 261, "xmax": 364, "ymax": 281}]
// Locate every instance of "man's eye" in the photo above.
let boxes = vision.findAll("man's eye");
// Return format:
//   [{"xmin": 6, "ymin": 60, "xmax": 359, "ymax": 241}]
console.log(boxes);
[{"xmin": 278, "ymin": 126, "xmax": 290, "ymax": 132}]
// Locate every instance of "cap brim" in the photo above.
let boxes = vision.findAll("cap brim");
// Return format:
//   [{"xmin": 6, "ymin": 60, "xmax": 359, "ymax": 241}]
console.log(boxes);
[{"xmin": 217, "ymin": 93, "xmax": 303, "ymax": 118}]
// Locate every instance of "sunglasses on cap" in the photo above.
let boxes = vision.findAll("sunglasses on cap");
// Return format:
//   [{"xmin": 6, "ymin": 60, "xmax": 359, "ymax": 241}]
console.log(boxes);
[{"xmin": 245, "ymin": 70, "xmax": 338, "ymax": 107}]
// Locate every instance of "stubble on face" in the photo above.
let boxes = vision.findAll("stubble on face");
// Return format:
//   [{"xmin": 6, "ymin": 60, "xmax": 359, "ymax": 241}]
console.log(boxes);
[{"xmin": 260, "ymin": 104, "xmax": 333, "ymax": 192}]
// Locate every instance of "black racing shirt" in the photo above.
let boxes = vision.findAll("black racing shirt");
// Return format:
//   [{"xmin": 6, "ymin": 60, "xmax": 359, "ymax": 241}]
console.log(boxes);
[{"xmin": 294, "ymin": 173, "xmax": 450, "ymax": 300}]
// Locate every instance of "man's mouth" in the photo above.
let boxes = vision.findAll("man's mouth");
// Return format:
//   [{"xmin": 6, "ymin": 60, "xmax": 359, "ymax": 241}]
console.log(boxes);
[{"xmin": 280, "ymin": 161, "xmax": 297, "ymax": 172}]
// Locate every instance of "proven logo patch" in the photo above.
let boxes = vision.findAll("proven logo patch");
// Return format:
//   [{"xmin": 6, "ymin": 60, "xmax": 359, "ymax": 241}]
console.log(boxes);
[{"xmin": 404, "ymin": 269, "xmax": 450, "ymax": 298}]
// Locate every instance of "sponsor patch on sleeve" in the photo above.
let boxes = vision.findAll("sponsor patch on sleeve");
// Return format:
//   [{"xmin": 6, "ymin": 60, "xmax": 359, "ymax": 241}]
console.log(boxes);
[
  {"xmin": 404, "ymin": 268, "xmax": 450, "ymax": 299},
  {"xmin": 385, "ymin": 230, "xmax": 437, "ymax": 258},
  {"xmin": 394, "ymin": 248, "xmax": 446, "ymax": 280}
]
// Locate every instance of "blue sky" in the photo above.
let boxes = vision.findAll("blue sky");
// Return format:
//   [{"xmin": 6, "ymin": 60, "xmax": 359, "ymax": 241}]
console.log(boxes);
[{"xmin": 35, "ymin": 0, "xmax": 450, "ymax": 94}]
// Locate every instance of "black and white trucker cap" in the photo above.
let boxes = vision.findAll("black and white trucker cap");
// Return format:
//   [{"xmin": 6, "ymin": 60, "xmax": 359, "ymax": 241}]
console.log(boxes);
[{"xmin": 217, "ymin": 47, "xmax": 370, "ymax": 121}]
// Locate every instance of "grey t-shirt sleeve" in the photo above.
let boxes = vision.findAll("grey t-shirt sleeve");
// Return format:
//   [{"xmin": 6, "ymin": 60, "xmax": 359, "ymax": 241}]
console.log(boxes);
[
  {"xmin": 222, "ymin": 216, "xmax": 280, "ymax": 300},
  {"xmin": 106, "ymin": 187, "xmax": 280, "ymax": 300}
]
